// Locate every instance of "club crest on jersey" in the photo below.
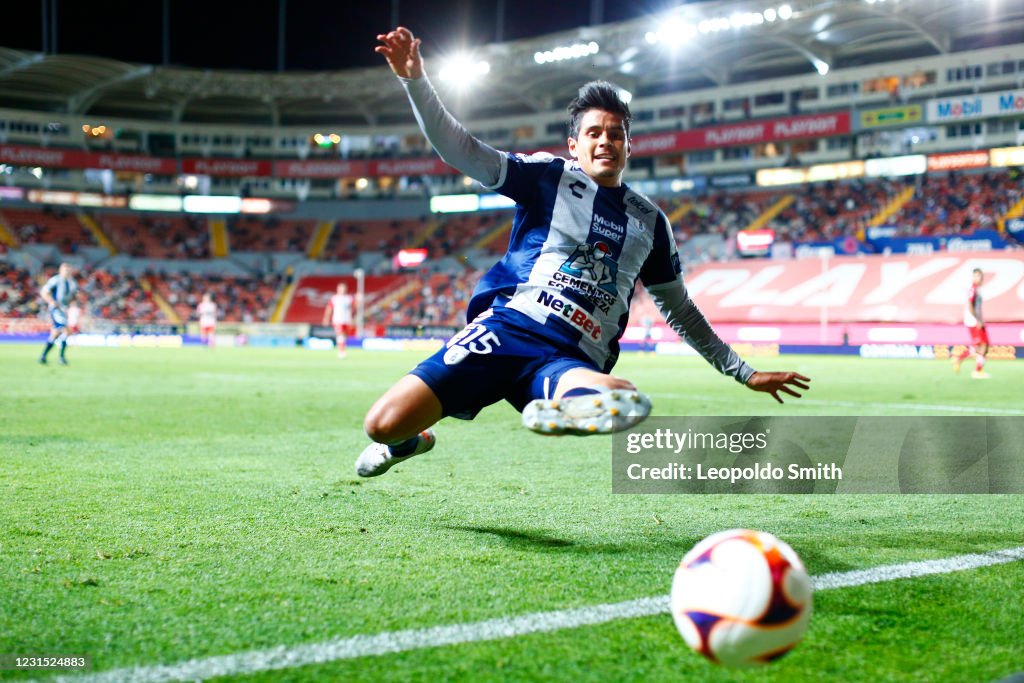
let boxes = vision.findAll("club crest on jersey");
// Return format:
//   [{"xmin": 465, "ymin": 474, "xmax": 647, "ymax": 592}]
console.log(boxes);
[
  {"xmin": 443, "ymin": 345, "xmax": 471, "ymax": 366},
  {"xmin": 559, "ymin": 241, "xmax": 618, "ymax": 294}
]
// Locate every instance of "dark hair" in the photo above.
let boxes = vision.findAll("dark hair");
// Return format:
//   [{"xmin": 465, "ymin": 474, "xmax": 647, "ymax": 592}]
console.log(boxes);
[
  {"xmin": 972, "ymin": 268, "xmax": 983, "ymax": 275},
  {"xmin": 567, "ymin": 81, "xmax": 632, "ymax": 140}
]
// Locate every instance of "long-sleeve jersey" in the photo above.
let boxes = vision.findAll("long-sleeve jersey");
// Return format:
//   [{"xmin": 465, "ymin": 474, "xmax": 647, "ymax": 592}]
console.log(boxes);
[{"xmin": 400, "ymin": 75, "xmax": 754, "ymax": 383}]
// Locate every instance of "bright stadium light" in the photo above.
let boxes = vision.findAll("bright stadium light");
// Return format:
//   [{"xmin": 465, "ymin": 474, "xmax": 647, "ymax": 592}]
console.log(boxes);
[
  {"xmin": 648, "ymin": 4, "xmax": 786, "ymax": 46},
  {"xmin": 533, "ymin": 41, "xmax": 599, "ymax": 64},
  {"xmin": 438, "ymin": 55, "xmax": 491, "ymax": 84},
  {"xmin": 814, "ymin": 59, "xmax": 830, "ymax": 75},
  {"xmin": 618, "ymin": 88, "xmax": 633, "ymax": 104},
  {"xmin": 650, "ymin": 17, "xmax": 697, "ymax": 46}
]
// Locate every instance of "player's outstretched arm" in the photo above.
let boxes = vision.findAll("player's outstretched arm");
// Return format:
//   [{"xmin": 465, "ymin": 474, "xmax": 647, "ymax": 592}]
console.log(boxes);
[
  {"xmin": 648, "ymin": 278, "xmax": 811, "ymax": 404},
  {"xmin": 375, "ymin": 27, "xmax": 423, "ymax": 80},
  {"xmin": 374, "ymin": 26, "xmax": 502, "ymax": 187},
  {"xmin": 745, "ymin": 371, "xmax": 811, "ymax": 404}
]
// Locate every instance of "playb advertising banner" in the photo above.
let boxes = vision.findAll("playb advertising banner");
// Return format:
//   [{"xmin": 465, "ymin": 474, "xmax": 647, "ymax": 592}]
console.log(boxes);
[{"xmin": 683, "ymin": 252, "xmax": 1024, "ymax": 324}]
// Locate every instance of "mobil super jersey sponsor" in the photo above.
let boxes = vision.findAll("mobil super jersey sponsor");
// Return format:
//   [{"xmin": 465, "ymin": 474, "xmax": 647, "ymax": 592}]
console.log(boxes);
[{"xmin": 468, "ymin": 152, "xmax": 680, "ymax": 370}]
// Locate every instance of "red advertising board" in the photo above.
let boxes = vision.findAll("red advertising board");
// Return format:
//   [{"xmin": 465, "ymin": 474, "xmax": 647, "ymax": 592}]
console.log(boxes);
[
  {"xmin": 926, "ymin": 151, "xmax": 990, "ymax": 172},
  {"xmin": 0, "ymin": 144, "xmax": 177, "ymax": 174},
  {"xmin": 0, "ymin": 110, "xmax": 847, "ymax": 179},
  {"xmin": 274, "ymin": 159, "xmax": 371, "ymax": 178},
  {"xmin": 629, "ymin": 112, "xmax": 851, "ymax": 156},
  {"xmin": 180, "ymin": 158, "xmax": 273, "ymax": 177},
  {"xmin": 369, "ymin": 157, "xmax": 460, "ymax": 177},
  {"xmin": 684, "ymin": 253, "xmax": 1024, "ymax": 324},
  {"xmin": 0, "ymin": 111, "xmax": 851, "ymax": 179},
  {"xmin": 92, "ymin": 153, "xmax": 177, "ymax": 174}
]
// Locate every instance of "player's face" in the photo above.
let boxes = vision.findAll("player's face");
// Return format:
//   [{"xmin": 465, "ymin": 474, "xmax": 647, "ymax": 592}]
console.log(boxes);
[
  {"xmin": 973, "ymin": 271, "xmax": 984, "ymax": 286},
  {"xmin": 568, "ymin": 109, "xmax": 630, "ymax": 188},
  {"xmin": 59, "ymin": 264, "xmax": 71, "ymax": 278}
]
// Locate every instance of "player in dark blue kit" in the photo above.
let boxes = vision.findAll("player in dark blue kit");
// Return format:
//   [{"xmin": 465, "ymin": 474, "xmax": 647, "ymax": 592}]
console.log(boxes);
[
  {"xmin": 356, "ymin": 27, "xmax": 810, "ymax": 477},
  {"xmin": 38, "ymin": 262, "xmax": 78, "ymax": 366}
]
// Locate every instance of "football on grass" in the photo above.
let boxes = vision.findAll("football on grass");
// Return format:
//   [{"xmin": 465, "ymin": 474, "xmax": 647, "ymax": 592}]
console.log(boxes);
[{"xmin": 670, "ymin": 529, "xmax": 813, "ymax": 667}]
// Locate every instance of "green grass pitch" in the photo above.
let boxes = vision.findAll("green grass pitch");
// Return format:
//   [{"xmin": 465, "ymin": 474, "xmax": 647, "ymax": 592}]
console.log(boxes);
[{"xmin": 2, "ymin": 344, "xmax": 1023, "ymax": 682}]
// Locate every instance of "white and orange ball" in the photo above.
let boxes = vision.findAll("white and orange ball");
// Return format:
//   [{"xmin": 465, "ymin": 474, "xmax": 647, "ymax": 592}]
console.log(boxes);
[{"xmin": 670, "ymin": 529, "xmax": 813, "ymax": 667}]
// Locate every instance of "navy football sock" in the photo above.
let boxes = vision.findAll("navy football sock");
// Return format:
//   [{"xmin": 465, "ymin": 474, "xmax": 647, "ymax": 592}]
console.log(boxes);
[
  {"xmin": 40, "ymin": 341, "xmax": 54, "ymax": 360},
  {"xmin": 388, "ymin": 435, "xmax": 421, "ymax": 457},
  {"xmin": 59, "ymin": 340, "xmax": 67, "ymax": 359},
  {"xmin": 561, "ymin": 387, "xmax": 603, "ymax": 398}
]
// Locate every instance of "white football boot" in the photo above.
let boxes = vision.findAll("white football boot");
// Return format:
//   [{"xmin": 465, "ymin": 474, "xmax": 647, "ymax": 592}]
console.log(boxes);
[
  {"xmin": 355, "ymin": 429, "xmax": 436, "ymax": 477},
  {"xmin": 522, "ymin": 389, "xmax": 652, "ymax": 436}
]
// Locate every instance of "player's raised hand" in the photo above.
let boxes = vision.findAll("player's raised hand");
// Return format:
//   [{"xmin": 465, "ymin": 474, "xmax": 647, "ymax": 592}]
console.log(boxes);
[
  {"xmin": 375, "ymin": 26, "xmax": 423, "ymax": 79},
  {"xmin": 745, "ymin": 371, "xmax": 811, "ymax": 404}
]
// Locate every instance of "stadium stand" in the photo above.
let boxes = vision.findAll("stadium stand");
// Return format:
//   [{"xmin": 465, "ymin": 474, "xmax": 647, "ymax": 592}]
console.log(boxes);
[
  {"xmin": 100, "ymin": 213, "xmax": 210, "ymax": 259},
  {"xmin": 3, "ymin": 166, "xmax": 1021, "ymax": 333},
  {"xmin": 1, "ymin": 208, "xmax": 94, "ymax": 253},
  {"xmin": 0, "ymin": 263, "xmax": 38, "ymax": 318},
  {"xmin": 374, "ymin": 269, "xmax": 482, "ymax": 327},
  {"xmin": 0, "ymin": 1, "xmax": 1022, "ymax": 342},
  {"xmin": 881, "ymin": 171, "xmax": 1022, "ymax": 236},
  {"xmin": 229, "ymin": 216, "xmax": 316, "ymax": 253},
  {"xmin": 151, "ymin": 272, "xmax": 284, "ymax": 324},
  {"xmin": 321, "ymin": 218, "xmax": 425, "ymax": 262}
]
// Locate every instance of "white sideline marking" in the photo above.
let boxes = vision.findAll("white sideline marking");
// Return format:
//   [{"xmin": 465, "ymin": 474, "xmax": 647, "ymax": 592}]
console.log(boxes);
[
  {"xmin": 651, "ymin": 393, "xmax": 1024, "ymax": 415},
  {"xmin": 48, "ymin": 546, "xmax": 1024, "ymax": 683}
]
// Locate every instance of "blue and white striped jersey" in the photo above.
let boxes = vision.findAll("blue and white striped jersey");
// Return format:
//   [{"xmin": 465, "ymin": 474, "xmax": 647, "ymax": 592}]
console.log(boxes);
[
  {"xmin": 469, "ymin": 152, "xmax": 679, "ymax": 371},
  {"xmin": 401, "ymin": 74, "xmax": 754, "ymax": 384},
  {"xmin": 43, "ymin": 275, "xmax": 77, "ymax": 310}
]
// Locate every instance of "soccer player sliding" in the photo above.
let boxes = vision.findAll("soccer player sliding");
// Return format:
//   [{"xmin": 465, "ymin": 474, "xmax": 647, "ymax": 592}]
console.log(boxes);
[{"xmin": 356, "ymin": 26, "xmax": 810, "ymax": 477}]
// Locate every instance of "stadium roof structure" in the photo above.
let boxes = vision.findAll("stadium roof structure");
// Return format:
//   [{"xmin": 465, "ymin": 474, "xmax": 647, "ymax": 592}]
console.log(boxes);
[{"xmin": 0, "ymin": 0, "xmax": 1021, "ymax": 128}]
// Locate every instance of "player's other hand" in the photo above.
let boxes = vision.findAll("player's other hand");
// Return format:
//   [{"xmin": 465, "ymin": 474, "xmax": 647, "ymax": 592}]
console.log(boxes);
[
  {"xmin": 375, "ymin": 26, "xmax": 423, "ymax": 79},
  {"xmin": 746, "ymin": 371, "xmax": 811, "ymax": 404}
]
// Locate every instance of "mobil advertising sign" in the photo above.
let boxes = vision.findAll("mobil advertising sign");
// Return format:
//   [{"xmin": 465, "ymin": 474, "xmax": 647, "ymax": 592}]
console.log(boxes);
[{"xmin": 927, "ymin": 89, "xmax": 1024, "ymax": 123}]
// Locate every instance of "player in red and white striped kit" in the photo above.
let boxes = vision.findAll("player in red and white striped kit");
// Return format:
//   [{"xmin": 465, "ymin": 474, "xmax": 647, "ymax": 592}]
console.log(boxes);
[
  {"xmin": 952, "ymin": 268, "xmax": 989, "ymax": 379},
  {"xmin": 322, "ymin": 282, "xmax": 353, "ymax": 359},
  {"xmin": 196, "ymin": 292, "xmax": 218, "ymax": 348}
]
